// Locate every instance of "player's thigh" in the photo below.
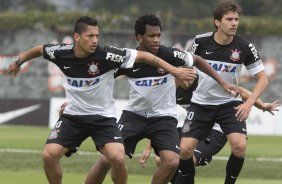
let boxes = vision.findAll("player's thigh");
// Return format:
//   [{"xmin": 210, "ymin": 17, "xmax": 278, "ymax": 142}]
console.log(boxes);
[
  {"xmin": 216, "ymin": 101, "xmax": 247, "ymax": 135},
  {"xmin": 149, "ymin": 116, "xmax": 179, "ymax": 156},
  {"xmin": 227, "ymin": 132, "xmax": 247, "ymax": 153},
  {"xmin": 101, "ymin": 142, "xmax": 126, "ymax": 162},
  {"xmin": 119, "ymin": 111, "xmax": 147, "ymax": 158},
  {"xmin": 46, "ymin": 115, "xmax": 88, "ymax": 157}
]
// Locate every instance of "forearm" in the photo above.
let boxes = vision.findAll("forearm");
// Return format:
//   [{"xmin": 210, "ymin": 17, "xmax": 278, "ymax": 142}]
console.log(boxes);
[
  {"xmin": 239, "ymin": 87, "xmax": 266, "ymax": 110},
  {"xmin": 136, "ymin": 51, "xmax": 178, "ymax": 75},
  {"xmin": 243, "ymin": 72, "xmax": 268, "ymax": 106},
  {"xmin": 17, "ymin": 45, "xmax": 43, "ymax": 65},
  {"xmin": 194, "ymin": 55, "xmax": 226, "ymax": 87}
]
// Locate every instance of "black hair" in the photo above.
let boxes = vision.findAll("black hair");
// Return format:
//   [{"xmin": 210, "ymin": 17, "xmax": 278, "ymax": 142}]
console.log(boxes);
[
  {"xmin": 74, "ymin": 16, "xmax": 98, "ymax": 34},
  {"xmin": 213, "ymin": 0, "xmax": 242, "ymax": 21},
  {"xmin": 134, "ymin": 14, "xmax": 162, "ymax": 38}
]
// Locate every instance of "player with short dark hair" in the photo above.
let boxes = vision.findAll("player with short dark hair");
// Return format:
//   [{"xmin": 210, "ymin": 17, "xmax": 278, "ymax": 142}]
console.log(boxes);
[
  {"xmin": 174, "ymin": 1, "xmax": 269, "ymax": 184},
  {"xmin": 7, "ymin": 16, "xmax": 199, "ymax": 184},
  {"xmin": 139, "ymin": 77, "xmax": 279, "ymax": 184},
  {"xmin": 83, "ymin": 14, "xmax": 238, "ymax": 184}
]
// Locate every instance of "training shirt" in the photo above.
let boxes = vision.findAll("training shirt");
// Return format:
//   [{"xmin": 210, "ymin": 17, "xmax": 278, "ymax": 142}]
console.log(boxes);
[
  {"xmin": 190, "ymin": 32, "xmax": 264, "ymax": 105},
  {"xmin": 43, "ymin": 44, "xmax": 137, "ymax": 117},
  {"xmin": 115, "ymin": 45, "xmax": 194, "ymax": 118}
]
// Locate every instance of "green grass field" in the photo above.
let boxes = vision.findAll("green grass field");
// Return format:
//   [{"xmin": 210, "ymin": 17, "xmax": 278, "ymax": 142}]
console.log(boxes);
[{"xmin": 0, "ymin": 125, "xmax": 282, "ymax": 184}]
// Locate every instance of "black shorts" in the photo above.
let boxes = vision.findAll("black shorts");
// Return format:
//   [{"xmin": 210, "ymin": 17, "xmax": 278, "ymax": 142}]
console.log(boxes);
[
  {"xmin": 46, "ymin": 114, "xmax": 123, "ymax": 157},
  {"xmin": 194, "ymin": 129, "xmax": 227, "ymax": 164},
  {"xmin": 119, "ymin": 110, "xmax": 180, "ymax": 158},
  {"xmin": 182, "ymin": 101, "xmax": 247, "ymax": 141}
]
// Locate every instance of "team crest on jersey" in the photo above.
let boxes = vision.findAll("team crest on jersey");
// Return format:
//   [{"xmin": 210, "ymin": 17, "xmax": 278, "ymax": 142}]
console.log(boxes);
[
  {"xmin": 88, "ymin": 62, "xmax": 99, "ymax": 76},
  {"xmin": 230, "ymin": 49, "xmax": 241, "ymax": 62},
  {"xmin": 157, "ymin": 68, "xmax": 166, "ymax": 74}
]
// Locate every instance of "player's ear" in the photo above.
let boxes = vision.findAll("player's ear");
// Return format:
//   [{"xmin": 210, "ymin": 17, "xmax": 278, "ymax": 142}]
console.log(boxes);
[
  {"xmin": 136, "ymin": 34, "xmax": 142, "ymax": 42},
  {"xmin": 214, "ymin": 19, "xmax": 220, "ymax": 28},
  {"xmin": 73, "ymin": 33, "xmax": 80, "ymax": 42}
]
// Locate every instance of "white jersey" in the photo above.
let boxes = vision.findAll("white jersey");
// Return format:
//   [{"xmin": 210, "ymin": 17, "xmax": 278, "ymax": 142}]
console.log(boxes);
[
  {"xmin": 190, "ymin": 32, "xmax": 265, "ymax": 105},
  {"xmin": 43, "ymin": 44, "xmax": 137, "ymax": 117},
  {"xmin": 115, "ymin": 45, "xmax": 194, "ymax": 118}
]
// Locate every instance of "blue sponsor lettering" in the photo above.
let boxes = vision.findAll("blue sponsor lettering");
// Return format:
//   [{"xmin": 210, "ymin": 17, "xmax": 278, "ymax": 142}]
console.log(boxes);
[
  {"xmin": 67, "ymin": 78, "xmax": 100, "ymax": 87},
  {"xmin": 209, "ymin": 63, "xmax": 236, "ymax": 73},
  {"xmin": 135, "ymin": 77, "xmax": 167, "ymax": 86}
]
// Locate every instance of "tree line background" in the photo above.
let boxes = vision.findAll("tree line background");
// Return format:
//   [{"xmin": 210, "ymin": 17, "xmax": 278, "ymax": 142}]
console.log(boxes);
[{"xmin": 0, "ymin": 0, "xmax": 282, "ymax": 35}]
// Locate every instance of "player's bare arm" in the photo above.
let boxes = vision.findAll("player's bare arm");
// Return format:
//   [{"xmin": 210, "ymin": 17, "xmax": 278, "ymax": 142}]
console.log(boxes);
[
  {"xmin": 192, "ymin": 54, "xmax": 239, "ymax": 93},
  {"xmin": 135, "ymin": 51, "xmax": 196, "ymax": 86},
  {"xmin": 238, "ymin": 87, "xmax": 279, "ymax": 115},
  {"xmin": 8, "ymin": 45, "xmax": 43, "ymax": 78},
  {"xmin": 235, "ymin": 71, "xmax": 268, "ymax": 121}
]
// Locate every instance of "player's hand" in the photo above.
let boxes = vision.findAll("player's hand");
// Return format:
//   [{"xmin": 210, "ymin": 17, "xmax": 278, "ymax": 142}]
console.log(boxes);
[
  {"xmin": 7, "ymin": 62, "xmax": 21, "ymax": 78},
  {"xmin": 223, "ymin": 83, "xmax": 240, "ymax": 97},
  {"xmin": 139, "ymin": 148, "xmax": 151, "ymax": 168},
  {"xmin": 234, "ymin": 101, "xmax": 252, "ymax": 121},
  {"xmin": 174, "ymin": 67, "xmax": 197, "ymax": 87},
  {"xmin": 263, "ymin": 100, "xmax": 280, "ymax": 115},
  {"xmin": 59, "ymin": 102, "xmax": 68, "ymax": 115}
]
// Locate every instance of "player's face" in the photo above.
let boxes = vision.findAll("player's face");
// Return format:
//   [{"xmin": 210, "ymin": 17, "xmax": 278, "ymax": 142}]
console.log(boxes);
[
  {"xmin": 74, "ymin": 25, "xmax": 99, "ymax": 56},
  {"xmin": 139, "ymin": 25, "xmax": 161, "ymax": 55},
  {"xmin": 216, "ymin": 11, "xmax": 239, "ymax": 37}
]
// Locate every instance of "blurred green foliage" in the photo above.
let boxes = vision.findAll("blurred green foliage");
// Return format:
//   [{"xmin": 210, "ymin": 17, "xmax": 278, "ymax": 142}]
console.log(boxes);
[
  {"xmin": 1, "ymin": 0, "xmax": 282, "ymax": 35},
  {"xmin": 1, "ymin": 11, "xmax": 282, "ymax": 36}
]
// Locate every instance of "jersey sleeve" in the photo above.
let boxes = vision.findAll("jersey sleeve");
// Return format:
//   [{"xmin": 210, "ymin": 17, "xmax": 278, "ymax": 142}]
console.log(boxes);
[
  {"xmin": 120, "ymin": 48, "xmax": 137, "ymax": 69},
  {"xmin": 244, "ymin": 43, "xmax": 265, "ymax": 75},
  {"xmin": 43, "ymin": 43, "xmax": 74, "ymax": 63},
  {"xmin": 164, "ymin": 46, "xmax": 194, "ymax": 67},
  {"xmin": 42, "ymin": 44, "xmax": 60, "ymax": 62},
  {"xmin": 104, "ymin": 46, "xmax": 137, "ymax": 69},
  {"xmin": 189, "ymin": 37, "xmax": 199, "ymax": 55}
]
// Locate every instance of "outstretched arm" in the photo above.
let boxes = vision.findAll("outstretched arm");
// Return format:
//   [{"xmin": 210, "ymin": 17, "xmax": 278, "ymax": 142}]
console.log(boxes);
[
  {"xmin": 192, "ymin": 54, "xmax": 238, "ymax": 94},
  {"xmin": 135, "ymin": 51, "xmax": 197, "ymax": 86},
  {"xmin": 8, "ymin": 45, "xmax": 43, "ymax": 78},
  {"xmin": 235, "ymin": 71, "xmax": 268, "ymax": 121},
  {"xmin": 239, "ymin": 87, "xmax": 279, "ymax": 115}
]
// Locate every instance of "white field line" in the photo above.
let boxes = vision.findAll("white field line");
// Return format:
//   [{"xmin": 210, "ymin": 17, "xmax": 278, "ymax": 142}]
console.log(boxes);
[{"xmin": 1, "ymin": 148, "xmax": 282, "ymax": 162}]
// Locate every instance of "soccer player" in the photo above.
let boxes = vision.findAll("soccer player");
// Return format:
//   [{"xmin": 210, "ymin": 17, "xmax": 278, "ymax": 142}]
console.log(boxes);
[
  {"xmin": 175, "ymin": 79, "xmax": 279, "ymax": 167},
  {"xmin": 82, "ymin": 14, "xmax": 238, "ymax": 184},
  {"xmin": 7, "ymin": 16, "xmax": 200, "ymax": 184},
  {"xmin": 139, "ymin": 78, "xmax": 279, "ymax": 184},
  {"xmin": 174, "ymin": 0, "xmax": 269, "ymax": 184}
]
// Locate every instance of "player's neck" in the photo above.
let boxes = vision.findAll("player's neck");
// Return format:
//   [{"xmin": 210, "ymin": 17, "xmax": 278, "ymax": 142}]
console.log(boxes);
[
  {"xmin": 74, "ymin": 45, "xmax": 91, "ymax": 58},
  {"xmin": 214, "ymin": 31, "xmax": 234, "ymax": 45}
]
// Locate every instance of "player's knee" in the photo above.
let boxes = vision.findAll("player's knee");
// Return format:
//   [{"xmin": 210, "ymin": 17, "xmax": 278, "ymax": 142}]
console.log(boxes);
[
  {"xmin": 99, "ymin": 156, "xmax": 111, "ymax": 170},
  {"xmin": 42, "ymin": 149, "xmax": 60, "ymax": 165},
  {"xmin": 180, "ymin": 145, "xmax": 194, "ymax": 159},
  {"xmin": 231, "ymin": 142, "xmax": 246, "ymax": 157},
  {"xmin": 109, "ymin": 154, "xmax": 126, "ymax": 168},
  {"xmin": 164, "ymin": 157, "xmax": 179, "ymax": 171}
]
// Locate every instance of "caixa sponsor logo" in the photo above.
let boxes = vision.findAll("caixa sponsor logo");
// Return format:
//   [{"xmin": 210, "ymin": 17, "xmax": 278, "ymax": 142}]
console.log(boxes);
[
  {"xmin": 135, "ymin": 77, "xmax": 167, "ymax": 86},
  {"xmin": 67, "ymin": 78, "xmax": 100, "ymax": 87},
  {"xmin": 209, "ymin": 63, "xmax": 237, "ymax": 73}
]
